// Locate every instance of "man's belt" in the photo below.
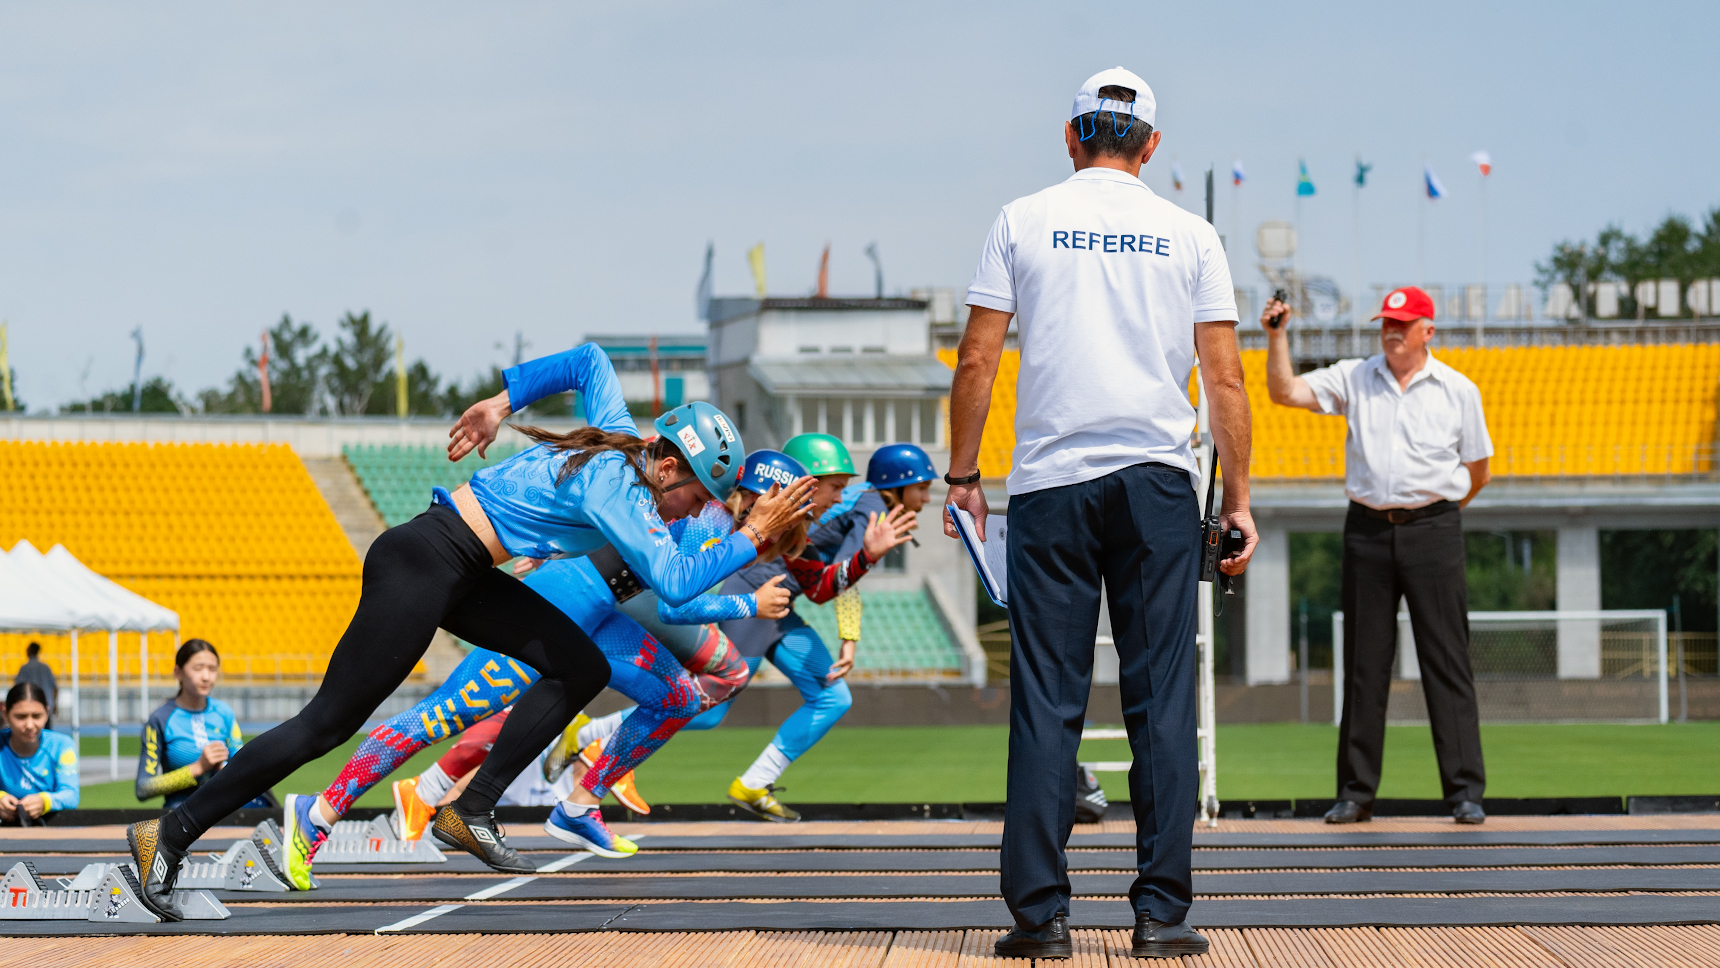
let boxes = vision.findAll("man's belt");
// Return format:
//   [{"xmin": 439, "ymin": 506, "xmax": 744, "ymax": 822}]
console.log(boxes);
[
  {"xmin": 588, "ymin": 545, "xmax": 645, "ymax": 603},
  {"xmin": 1353, "ymin": 500, "xmax": 1458, "ymax": 525}
]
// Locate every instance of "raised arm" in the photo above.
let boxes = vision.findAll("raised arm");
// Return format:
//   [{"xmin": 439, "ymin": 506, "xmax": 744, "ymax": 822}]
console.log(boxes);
[
  {"xmin": 1263, "ymin": 298, "xmax": 1321, "ymax": 411},
  {"xmin": 449, "ymin": 343, "xmax": 633, "ymax": 461}
]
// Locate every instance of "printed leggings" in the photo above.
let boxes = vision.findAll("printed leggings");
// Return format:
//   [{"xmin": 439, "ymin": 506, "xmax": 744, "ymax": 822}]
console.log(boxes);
[
  {"xmin": 320, "ymin": 646, "xmax": 540, "ymax": 816},
  {"xmin": 159, "ymin": 505, "xmax": 610, "ymax": 848},
  {"xmin": 679, "ymin": 625, "xmax": 853, "ymax": 761}
]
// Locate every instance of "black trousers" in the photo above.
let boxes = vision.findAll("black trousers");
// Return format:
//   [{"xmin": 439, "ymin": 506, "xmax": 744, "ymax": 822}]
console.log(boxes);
[
  {"xmin": 163, "ymin": 505, "xmax": 612, "ymax": 846},
  {"xmin": 1337, "ymin": 502, "xmax": 1486, "ymax": 807},
  {"xmin": 1001, "ymin": 462, "xmax": 1200, "ymax": 929}
]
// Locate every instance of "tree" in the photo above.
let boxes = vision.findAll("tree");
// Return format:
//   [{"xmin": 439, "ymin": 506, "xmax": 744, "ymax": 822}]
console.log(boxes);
[
  {"xmin": 1536, "ymin": 208, "xmax": 1720, "ymax": 319},
  {"xmin": 326, "ymin": 311, "xmax": 393, "ymax": 416},
  {"xmin": 202, "ymin": 314, "xmax": 328, "ymax": 414},
  {"xmin": 65, "ymin": 376, "xmax": 181, "ymax": 413}
]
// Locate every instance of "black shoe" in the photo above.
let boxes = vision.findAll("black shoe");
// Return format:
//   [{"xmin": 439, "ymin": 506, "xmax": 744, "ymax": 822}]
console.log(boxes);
[
  {"xmin": 1132, "ymin": 916, "xmax": 1210, "ymax": 959},
  {"xmin": 126, "ymin": 819, "xmax": 185, "ymax": 922},
  {"xmin": 1453, "ymin": 800, "xmax": 1486, "ymax": 825},
  {"xmin": 1323, "ymin": 799, "xmax": 1372, "ymax": 824},
  {"xmin": 994, "ymin": 913, "xmax": 1072, "ymax": 959},
  {"xmin": 431, "ymin": 804, "xmax": 537, "ymax": 873}
]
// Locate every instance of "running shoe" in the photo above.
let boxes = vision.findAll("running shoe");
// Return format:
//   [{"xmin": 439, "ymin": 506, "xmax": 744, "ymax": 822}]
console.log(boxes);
[
  {"xmin": 543, "ymin": 713, "xmax": 590, "ymax": 783},
  {"xmin": 431, "ymin": 804, "xmax": 537, "ymax": 873},
  {"xmin": 543, "ymin": 803, "xmax": 639, "ymax": 858},
  {"xmin": 281, "ymin": 793, "xmax": 327, "ymax": 891},
  {"xmin": 577, "ymin": 737, "xmax": 605, "ymax": 769},
  {"xmin": 126, "ymin": 818, "xmax": 185, "ymax": 921},
  {"xmin": 727, "ymin": 778, "xmax": 801, "ymax": 823},
  {"xmin": 392, "ymin": 777, "xmax": 435, "ymax": 842},
  {"xmin": 609, "ymin": 769, "xmax": 651, "ymax": 816}
]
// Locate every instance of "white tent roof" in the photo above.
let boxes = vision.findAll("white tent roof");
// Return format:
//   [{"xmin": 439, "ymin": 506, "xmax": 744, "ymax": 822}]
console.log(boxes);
[
  {"xmin": 0, "ymin": 551, "xmax": 81, "ymax": 631},
  {"xmin": 2, "ymin": 541, "xmax": 179, "ymax": 632}
]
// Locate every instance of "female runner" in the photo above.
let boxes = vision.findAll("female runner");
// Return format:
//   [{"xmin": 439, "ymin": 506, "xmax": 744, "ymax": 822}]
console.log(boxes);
[{"xmin": 126, "ymin": 342, "xmax": 811, "ymax": 919}]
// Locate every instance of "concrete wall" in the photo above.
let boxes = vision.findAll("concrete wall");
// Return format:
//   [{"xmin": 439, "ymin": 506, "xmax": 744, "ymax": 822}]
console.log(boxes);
[{"xmin": 2, "ymin": 413, "xmax": 585, "ymax": 458}]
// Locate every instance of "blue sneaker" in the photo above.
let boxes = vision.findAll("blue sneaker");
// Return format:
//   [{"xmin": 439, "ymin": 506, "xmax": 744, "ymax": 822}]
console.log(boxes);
[{"xmin": 543, "ymin": 803, "xmax": 638, "ymax": 858}]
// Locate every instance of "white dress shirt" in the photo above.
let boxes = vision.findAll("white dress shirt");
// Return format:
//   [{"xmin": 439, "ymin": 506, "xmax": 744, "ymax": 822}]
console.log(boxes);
[
  {"xmin": 965, "ymin": 167, "xmax": 1237, "ymax": 495},
  {"xmin": 1301, "ymin": 353, "xmax": 1493, "ymax": 510}
]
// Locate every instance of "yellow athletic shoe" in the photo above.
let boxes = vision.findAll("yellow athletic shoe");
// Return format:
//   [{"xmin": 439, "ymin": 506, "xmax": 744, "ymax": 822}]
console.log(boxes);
[
  {"xmin": 392, "ymin": 777, "xmax": 436, "ymax": 841},
  {"xmin": 609, "ymin": 769, "xmax": 651, "ymax": 815},
  {"xmin": 727, "ymin": 777, "xmax": 801, "ymax": 823},
  {"xmin": 543, "ymin": 713, "xmax": 589, "ymax": 783},
  {"xmin": 281, "ymin": 793, "xmax": 328, "ymax": 891}
]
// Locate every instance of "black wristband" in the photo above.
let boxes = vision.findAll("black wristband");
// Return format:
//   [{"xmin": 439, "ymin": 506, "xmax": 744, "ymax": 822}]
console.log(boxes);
[{"xmin": 943, "ymin": 471, "xmax": 982, "ymax": 486}]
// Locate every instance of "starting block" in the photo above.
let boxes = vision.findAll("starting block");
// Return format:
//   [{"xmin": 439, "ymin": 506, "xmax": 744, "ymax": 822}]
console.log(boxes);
[
  {"xmin": 319, "ymin": 813, "xmax": 444, "ymax": 863},
  {"xmin": 0, "ymin": 861, "xmax": 229, "ymax": 922},
  {"xmin": 174, "ymin": 837, "xmax": 291, "ymax": 892}
]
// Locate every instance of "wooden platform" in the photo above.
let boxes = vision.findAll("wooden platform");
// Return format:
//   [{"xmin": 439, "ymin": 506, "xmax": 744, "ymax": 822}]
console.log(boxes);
[{"xmin": 4, "ymin": 815, "xmax": 1717, "ymax": 966}]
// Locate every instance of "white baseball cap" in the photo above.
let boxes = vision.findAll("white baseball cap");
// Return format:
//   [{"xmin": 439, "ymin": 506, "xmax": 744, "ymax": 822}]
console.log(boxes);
[{"xmin": 1069, "ymin": 66, "xmax": 1155, "ymax": 128}]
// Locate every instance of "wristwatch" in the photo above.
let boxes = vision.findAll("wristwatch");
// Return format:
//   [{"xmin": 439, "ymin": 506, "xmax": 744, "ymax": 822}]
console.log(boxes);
[{"xmin": 943, "ymin": 470, "xmax": 982, "ymax": 486}]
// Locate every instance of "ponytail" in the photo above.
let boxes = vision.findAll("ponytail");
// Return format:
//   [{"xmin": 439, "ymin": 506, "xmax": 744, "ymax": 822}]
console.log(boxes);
[{"xmin": 513, "ymin": 425, "xmax": 691, "ymax": 502}]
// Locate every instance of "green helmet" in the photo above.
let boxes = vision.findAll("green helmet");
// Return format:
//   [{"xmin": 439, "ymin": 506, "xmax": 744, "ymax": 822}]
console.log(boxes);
[{"xmin": 782, "ymin": 433, "xmax": 855, "ymax": 477}]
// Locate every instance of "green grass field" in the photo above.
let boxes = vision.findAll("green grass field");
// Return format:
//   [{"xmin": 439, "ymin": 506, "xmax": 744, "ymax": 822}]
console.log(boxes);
[{"xmin": 71, "ymin": 721, "xmax": 1720, "ymax": 809}]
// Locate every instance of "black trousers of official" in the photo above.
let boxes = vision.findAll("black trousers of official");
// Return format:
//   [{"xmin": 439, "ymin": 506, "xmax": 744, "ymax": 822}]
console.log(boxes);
[
  {"xmin": 1337, "ymin": 502, "xmax": 1486, "ymax": 807},
  {"xmin": 1002, "ymin": 462, "xmax": 1200, "ymax": 929}
]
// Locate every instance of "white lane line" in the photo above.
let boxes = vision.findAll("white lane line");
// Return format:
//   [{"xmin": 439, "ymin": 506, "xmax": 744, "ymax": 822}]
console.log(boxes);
[
  {"xmin": 376, "ymin": 904, "xmax": 463, "ymax": 933},
  {"xmin": 465, "ymin": 875, "xmax": 538, "ymax": 900}
]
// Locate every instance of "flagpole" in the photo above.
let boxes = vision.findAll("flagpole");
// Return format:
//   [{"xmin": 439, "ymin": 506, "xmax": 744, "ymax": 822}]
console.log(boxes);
[
  {"xmin": 1477, "ymin": 168, "xmax": 1488, "ymax": 346},
  {"xmin": 1352, "ymin": 160, "xmax": 1362, "ymax": 353},
  {"xmin": 1418, "ymin": 155, "xmax": 1427, "ymax": 289}
]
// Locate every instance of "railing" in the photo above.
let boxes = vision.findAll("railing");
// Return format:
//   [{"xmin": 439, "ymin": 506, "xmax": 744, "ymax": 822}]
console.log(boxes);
[
  {"xmin": 0, "ymin": 648, "xmax": 428, "ymax": 686},
  {"xmin": 1239, "ymin": 320, "xmax": 1720, "ymax": 361},
  {"xmin": 1254, "ymin": 444, "xmax": 1719, "ymax": 482}
]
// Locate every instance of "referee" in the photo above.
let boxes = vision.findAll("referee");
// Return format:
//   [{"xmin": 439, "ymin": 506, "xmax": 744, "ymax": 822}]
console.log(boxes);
[
  {"xmin": 945, "ymin": 67, "xmax": 1255, "ymax": 959},
  {"xmin": 1265, "ymin": 285, "xmax": 1492, "ymax": 825}
]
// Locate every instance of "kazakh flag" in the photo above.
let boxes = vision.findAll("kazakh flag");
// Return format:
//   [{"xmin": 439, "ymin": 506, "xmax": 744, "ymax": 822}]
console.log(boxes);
[
  {"xmin": 1355, "ymin": 158, "xmax": 1372, "ymax": 187},
  {"xmin": 1297, "ymin": 159, "xmax": 1315, "ymax": 196}
]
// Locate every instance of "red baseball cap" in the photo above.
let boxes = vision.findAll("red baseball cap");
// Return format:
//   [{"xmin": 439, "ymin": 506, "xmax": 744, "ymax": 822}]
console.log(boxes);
[{"xmin": 1373, "ymin": 286, "xmax": 1436, "ymax": 323}]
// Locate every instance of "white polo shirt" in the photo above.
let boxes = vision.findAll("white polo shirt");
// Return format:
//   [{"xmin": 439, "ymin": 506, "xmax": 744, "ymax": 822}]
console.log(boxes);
[
  {"xmin": 966, "ymin": 167, "xmax": 1237, "ymax": 495},
  {"xmin": 1301, "ymin": 353, "xmax": 1494, "ymax": 510}
]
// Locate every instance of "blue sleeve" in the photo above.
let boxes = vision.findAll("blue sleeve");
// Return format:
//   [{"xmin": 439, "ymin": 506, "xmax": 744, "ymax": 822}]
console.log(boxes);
[
  {"xmin": 46, "ymin": 734, "xmax": 79, "ymax": 811},
  {"xmin": 502, "ymin": 343, "xmax": 635, "ymax": 435},
  {"xmin": 657, "ymin": 501, "xmax": 759, "ymax": 624},
  {"xmin": 221, "ymin": 701, "xmax": 244, "ymax": 753},
  {"xmin": 580, "ymin": 454, "xmax": 759, "ymax": 606}
]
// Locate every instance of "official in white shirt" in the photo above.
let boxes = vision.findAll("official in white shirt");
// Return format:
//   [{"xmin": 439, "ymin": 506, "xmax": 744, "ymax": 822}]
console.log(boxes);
[
  {"xmin": 1265, "ymin": 285, "xmax": 1493, "ymax": 826},
  {"xmin": 944, "ymin": 66, "xmax": 1256, "ymax": 961}
]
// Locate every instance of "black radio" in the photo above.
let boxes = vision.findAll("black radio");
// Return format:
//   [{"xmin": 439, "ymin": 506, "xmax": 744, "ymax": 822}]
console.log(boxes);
[{"xmin": 1199, "ymin": 453, "xmax": 1244, "ymax": 594}]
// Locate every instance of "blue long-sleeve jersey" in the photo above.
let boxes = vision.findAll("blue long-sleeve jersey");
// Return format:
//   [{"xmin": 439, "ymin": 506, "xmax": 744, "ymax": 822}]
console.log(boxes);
[
  {"xmin": 451, "ymin": 343, "xmax": 757, "ymax": 607},
  {"xmin": 0, "ymin": 728, "xmax": 79, "ymax": 812}
]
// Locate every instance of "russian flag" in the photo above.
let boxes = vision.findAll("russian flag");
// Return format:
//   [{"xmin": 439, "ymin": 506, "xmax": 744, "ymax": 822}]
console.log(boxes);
[
  {"xmin": 1424, "ymin": 164, "xmax": 1446, "ymax": 200},
  {"xmin": 1232, "ymin": 158, "xmax": 1246, "ymax": 186}
]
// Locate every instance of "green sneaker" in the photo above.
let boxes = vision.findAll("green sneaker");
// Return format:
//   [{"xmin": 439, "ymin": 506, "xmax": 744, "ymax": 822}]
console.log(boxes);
[{"xmin": 281, "ymin": 793, "xmax": 328, "ymax": 891}]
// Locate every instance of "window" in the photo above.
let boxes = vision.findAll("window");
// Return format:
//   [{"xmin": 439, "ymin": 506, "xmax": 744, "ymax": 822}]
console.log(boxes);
[
  {"xmin": 919, "ymin": 399, "xmax": 938, "ymax": 445},
  {"xmin": 861, "ymin": 346, "xmax": 887, "ymax": 354},
  {"xmin": 798, "ymin": 346, "xmax": 821, "ymax": 354},
  {"xmin": 830, "ymin": 346, "xmax": 854, "ymax": 354},
  {"xmin": 800, "ymin": 397, "xmax": 820, "ymax": 436},
  {"xmin": 735, "ymin": 400, "xmax": 746, "ymax": 432},
  {"xmin": 872, "ymin": 400, "xmax": 888, "ymax": 443},
  {"xmin": 882, "ymin": 544, "xmax": 907, "ymax": 573},
  {"xmin": 894, "ymin": 399, "xmax": 915, "ymax": 443}
]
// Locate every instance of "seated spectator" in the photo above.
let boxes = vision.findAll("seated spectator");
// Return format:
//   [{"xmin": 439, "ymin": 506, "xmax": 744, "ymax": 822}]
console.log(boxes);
[
  {"xmin": 14, "ymin": 642, "xmax": 57, "ymax": 728},
  {"xmin": 0, "ymin": 682, "xmax": 78, "ymax": 824},
  {"xmin": 136, "ymin": 640, "xmax": 273, "ymax": 809}
]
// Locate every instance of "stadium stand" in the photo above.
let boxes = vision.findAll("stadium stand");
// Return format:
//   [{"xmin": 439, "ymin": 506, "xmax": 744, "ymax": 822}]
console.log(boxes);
[
  {"xmin": 942, "ymin": 345, "xmax": 1720, "ymax": 480},
  {"xmin": 0, "ymin": 440, "xmax": 364, "ymax": 682},
  {"xmin": 793, "ymin": 591, "xmax": 966, "ymax": 681},
  {"xmin": 342, "ymin": 444, "xmax": 520, "ymax": 527}
]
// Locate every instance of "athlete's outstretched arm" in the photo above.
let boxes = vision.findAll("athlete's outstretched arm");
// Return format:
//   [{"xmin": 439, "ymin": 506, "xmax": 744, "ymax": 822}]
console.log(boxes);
[{"xmin": 449, "ymin": 343, "xmax": 632, "ymax": 460}]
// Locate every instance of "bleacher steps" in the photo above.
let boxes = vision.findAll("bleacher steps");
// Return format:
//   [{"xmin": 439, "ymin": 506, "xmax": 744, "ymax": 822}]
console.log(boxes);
[{"xmin": 301, "ymin": 455, "xmax": 387, "ymax": 558}]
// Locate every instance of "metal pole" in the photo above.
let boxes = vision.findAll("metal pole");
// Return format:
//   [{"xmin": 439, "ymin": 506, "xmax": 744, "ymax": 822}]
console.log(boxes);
[
  {"xmin": 1194, "ymin": 367, "xmax": 1219, "ymax": 826},
  {"xmin": 139, "ymin": 631, "xmax": 148, "ymax": 732},
  {"xmin": 1657, "ymin": 611, "xmax": 1669, "ymax": 725},
  {"xmin": 1674, "ymin": 594, "xmax": 1688, "ymax": 723},
  {"xmin": 108, "ymin": 629, "xmax": 119, "ymax": 780},
  {"xmin": 1299, "ymin": 597, "xmax": 1310, "ymax": 724},
  {"xmin": 1331, "ymin": 612, "xmax": 1345, "ymax": 728},
  {"xmin": 70, "ymin": 629, "xmax": 80, "ymax": 753}
]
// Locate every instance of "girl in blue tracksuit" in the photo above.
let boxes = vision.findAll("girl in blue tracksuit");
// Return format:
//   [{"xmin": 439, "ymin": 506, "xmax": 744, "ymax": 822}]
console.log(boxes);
[
  {"xmin": 1, "ymin": 682, "xmax": 77, "ymax": 824},
  {"xmin": 136, "ymin": 639, "xmax": 272, "ymax": 810},
  {"xmin": 131, "ymin": 342, "xmax": 812, "ymax": 915}
]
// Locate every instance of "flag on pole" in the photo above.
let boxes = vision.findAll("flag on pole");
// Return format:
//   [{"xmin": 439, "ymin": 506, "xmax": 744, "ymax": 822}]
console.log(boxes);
[
  {"xmin": 816, "ymin": 244, "xmax": 830, "ymax": 298},
  {"xmin": 0, "ymin": 322, "xmax": 12, "ymax": 412},
  {"xmin": 694, "ymin": 242, "xmax": 714, "ymax": 320},
  {"xmin": 1470, "ymin": 150, "xmax": 1492, "ymax": 176},
  {"xmin": 747, "ymin": 243, "xmax": 767, "ymax": 297},
  {"xmin": 1354, "ymin": 158, "xmax": 1372, "ymax": 187},
  {"xmin": 1296, "ymin": 159, "xmax": 1315, "ymax": 196},
  {"xmin": 258, "ymin": 330, "xmax": 271, "ymax": 413},
  {"xmin": 1231, "ymin": 158, "xmax": 1246, "ymax": 186},
  {"xmin": 1424, "ymin": 164, "xmax": 1446, "ymax": 200},
  {"xmin": 1171, "ymin": 161, "xmax": 1184, "ymax": 192},
  {"xmin": 394, "ymin": 335, "xmax": 408, "ymax": 417}
]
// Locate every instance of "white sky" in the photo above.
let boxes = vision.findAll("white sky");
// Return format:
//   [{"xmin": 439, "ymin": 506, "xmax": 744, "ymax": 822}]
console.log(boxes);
[{"xmin": 2, "ymin": 1, "xmax": 1715, "ymax": 408}]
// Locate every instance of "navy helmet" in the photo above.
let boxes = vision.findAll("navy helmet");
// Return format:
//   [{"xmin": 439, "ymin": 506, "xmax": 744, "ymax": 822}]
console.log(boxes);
[
  {"xmin": 738, "ymin": 449, "xmax": 808, "ymax": 496},
  {"xmin": 866, "ymin": 443, "xmax": 937, "ymax": 490}
]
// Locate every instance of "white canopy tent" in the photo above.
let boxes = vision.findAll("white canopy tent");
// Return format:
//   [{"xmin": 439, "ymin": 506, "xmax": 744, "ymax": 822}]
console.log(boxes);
[{"xmin": 2, "ymin": 541, "xmax": 180, "ymax": 779}]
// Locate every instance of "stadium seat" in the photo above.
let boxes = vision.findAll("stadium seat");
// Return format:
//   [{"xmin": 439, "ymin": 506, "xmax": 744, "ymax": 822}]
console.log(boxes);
[
  {"xmin": 792, "ymin": 590, "xmax": 966, "ymax": 679},
  {"xmin": 343, "ymin": 444, "xmax": 521, "ymax": 527},
  {"xmin": 0, "ymin": 441, "xmax": 367, "ymax": 681}
]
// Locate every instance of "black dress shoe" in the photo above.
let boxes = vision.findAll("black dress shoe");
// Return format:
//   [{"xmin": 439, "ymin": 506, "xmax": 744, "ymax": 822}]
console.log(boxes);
[
  {"xmin": 994, "ymin": 913, "xmax": 1072, "ymax": 959},
  {"xmin": 1323, "ymin": 799, "xmax": 1372, "ymax": 824},
  {"xmin": 1133, "ymin": 916, "xmax": 1210, "ymax": 958},
  {"xmin": 1453, "ymin": 800, "xmax": 1486, "ymax": 824}
]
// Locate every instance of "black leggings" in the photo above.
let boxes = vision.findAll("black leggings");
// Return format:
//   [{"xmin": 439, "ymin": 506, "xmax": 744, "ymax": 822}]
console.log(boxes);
[{"xmin": 161, "ymin": 504, "xmax": 611, "ymax": 848}]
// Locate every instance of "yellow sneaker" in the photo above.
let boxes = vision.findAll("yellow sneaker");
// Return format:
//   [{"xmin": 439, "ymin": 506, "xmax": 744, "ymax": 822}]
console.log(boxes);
[
  {"xmin": 392, "ymin": 776, "xmax": 436, "ymax": 841},
  {"xmin": 544, "ymin": 713, "xmax": 589, "ymax": 783},
  {"xmin": 727, "ymin": 777, "xmax": 800, "ymax": 823},
  {"xmin": 610, "ymin": 769, "xmax": 650, "ymax": 815}
]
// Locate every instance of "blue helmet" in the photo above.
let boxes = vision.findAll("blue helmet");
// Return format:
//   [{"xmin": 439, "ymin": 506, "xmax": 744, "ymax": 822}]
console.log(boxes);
[
  {"xmin": 653, "ymin": 401, "xmax": 744, "ymax": 501},
  {"xmin": 866, "ymin": 443, "xmax": 937, "ymax": 490},
  {"xmin": 738, "ymin": 449, "xmax": 808, "ymax": 495}
]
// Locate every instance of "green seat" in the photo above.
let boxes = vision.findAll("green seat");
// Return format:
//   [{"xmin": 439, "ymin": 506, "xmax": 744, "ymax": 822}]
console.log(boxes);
[{"xmin": 343, "ymin": 443, "xmax": 524, "ymax": 527}]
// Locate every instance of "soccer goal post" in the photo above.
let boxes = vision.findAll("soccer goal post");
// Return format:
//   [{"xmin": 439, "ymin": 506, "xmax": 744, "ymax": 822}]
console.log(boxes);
[{"xmin": 1331, "ymin": 609, "xmax": 1669, "ymax": 725}]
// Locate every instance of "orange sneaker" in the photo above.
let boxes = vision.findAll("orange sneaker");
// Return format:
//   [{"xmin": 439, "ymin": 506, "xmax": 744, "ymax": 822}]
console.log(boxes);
[
  {"xmin": 578, "ymin": 738, "xmax": 605, "ymax": 769},
  {"xmin": 392, "ymin": 777, "xmax": 436, "ymax": 841},
  {"xmin": 609, "ymin": 769, "xmax": 651, "ymax": 815}
]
